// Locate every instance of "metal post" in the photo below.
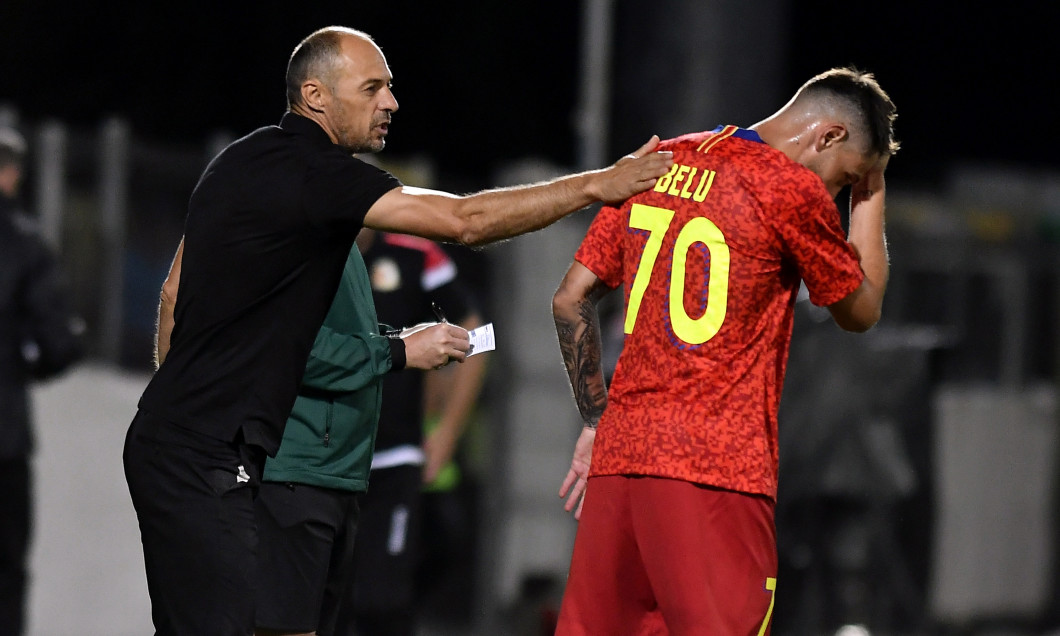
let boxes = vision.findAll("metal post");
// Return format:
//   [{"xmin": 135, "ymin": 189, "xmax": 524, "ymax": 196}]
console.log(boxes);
[
  {"xmin": 574, "ymin": 0, "xmax": 614, "ymax": 172},
  {"xmin": 35, "ymin": 121, "xmax": 67, "ymax": 251},
  {"xmin": 98, "ymin": 117, "xmax": 131, "ymax": 363}
]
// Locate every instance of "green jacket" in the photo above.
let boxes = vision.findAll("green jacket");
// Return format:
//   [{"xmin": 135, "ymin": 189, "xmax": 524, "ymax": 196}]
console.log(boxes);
[{"xmin": 262, "ymin": 248, "xmax": 396, "ymax": 491}]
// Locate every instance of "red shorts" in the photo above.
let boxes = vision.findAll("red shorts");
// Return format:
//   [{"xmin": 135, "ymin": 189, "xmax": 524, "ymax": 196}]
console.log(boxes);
[{"xmin": 556, "ymin": 475, "xmax": 777, "ymax": 636}]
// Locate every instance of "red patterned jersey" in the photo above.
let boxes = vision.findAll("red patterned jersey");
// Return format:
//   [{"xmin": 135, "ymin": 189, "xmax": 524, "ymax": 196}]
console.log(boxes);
[{"xmin": 576, "ymin": 126, "xmax": 863, "ymax": 499}]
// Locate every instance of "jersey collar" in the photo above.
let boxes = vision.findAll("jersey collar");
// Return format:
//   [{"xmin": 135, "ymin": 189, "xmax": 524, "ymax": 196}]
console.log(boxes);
[{"xmin": 710, "ymin": 125, "xmax": 764, "ymax": 144}]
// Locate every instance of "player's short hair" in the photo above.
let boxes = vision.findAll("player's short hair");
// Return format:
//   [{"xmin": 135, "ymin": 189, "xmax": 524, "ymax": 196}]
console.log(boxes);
[
  {"xmin": 0, "ymin": 127, "xmax": 27, "ymax": 169},
  {"xmin": 797, "ymin": 67, "xmax": 900, "ymax": 157},
  {"xmin": 285, "ymin": 26, "xmax": 374, "ymax": 109}
]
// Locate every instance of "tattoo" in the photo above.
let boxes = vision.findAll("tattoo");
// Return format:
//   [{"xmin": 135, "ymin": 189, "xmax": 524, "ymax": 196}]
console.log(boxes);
[{"xmin": 556, "ymin": 289, "xmax": 609, "ymax": 429}]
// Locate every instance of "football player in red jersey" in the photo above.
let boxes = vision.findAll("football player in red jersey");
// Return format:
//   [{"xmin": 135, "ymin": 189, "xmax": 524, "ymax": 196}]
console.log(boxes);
[{"xmin": 552, "ymin": 67, "xmax": 898, "ymax": 635}]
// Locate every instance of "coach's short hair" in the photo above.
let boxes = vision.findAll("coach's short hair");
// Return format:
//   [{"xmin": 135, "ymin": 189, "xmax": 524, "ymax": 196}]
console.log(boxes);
[{"xmin": 286, "ymin": 26, "xmax": 374, "ymax": 109}]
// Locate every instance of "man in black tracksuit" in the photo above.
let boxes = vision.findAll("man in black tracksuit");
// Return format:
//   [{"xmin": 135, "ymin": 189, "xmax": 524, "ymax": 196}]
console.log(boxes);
[{"xmin": 0, "ymin": 126, "xmax": 83, "ymax": 635}]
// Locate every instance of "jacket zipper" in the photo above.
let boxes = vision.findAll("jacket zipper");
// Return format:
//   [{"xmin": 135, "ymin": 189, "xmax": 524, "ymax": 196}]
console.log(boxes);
[{"xmin": 324, "ymin": 397, "xmax": 333, "ymax": 447}]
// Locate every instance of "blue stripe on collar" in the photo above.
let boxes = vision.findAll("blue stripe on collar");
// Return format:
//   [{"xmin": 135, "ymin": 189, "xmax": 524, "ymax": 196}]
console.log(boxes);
[{"xmin": 710, "ymin": 125, "xmax": 764, "ymax": 144}]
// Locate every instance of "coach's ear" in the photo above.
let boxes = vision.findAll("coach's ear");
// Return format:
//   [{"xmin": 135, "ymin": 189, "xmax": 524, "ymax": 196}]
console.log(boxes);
[{"xmin": 301, "ymin": 80, "xmax": 329, "ymax": 113}]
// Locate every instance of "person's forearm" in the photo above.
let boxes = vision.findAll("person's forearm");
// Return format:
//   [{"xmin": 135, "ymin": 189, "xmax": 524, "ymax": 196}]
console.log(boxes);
[
  {"xmin": 553, "ymin": 288, "xmax": 608, "ymax": 428},
  {"xmin": 154, "ymin": 239, "xmax": 183, "ymax": 369},
  {"xmin": 387, "ymin": 175, "xmax": 614, "ymax": 248},
  {"xmin": 452, "ymin": 137, "xmax": 669, "ymax": 246},
  {"xmin": 154, "ymin": 293, "xmax": 175, "ymax": 369},
  {"xmin": 848, "ymin": 178, "xmax": 888, "ymax": 293},
  {"xmin": 302, "ymin": 327, "xmax": 393, "ymax": 392},
  {"xmin": 452, "ymin": 173, "xmax": 602, "ymax": 246},
  {"xmin": 828, "ymin": 176, "xmax": 889, "ymax": 332},
  {"xmin": 364, "ymin": 138, "xmax": 671, "ymax": 246}
]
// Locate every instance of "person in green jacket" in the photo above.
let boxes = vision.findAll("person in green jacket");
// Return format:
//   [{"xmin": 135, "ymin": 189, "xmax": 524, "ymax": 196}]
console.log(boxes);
[
  {"xmin": 252, "ymin": 244, "xmax": 460, "ymax": 636},
  {"xmin": 260, "ymin": 249, "xmax": 394, "ymax": 493}
]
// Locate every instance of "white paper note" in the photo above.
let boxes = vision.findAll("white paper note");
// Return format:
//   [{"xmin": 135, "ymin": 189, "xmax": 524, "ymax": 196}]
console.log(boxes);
[{"xmin": 467, "ymin": 323, "xmax": 495, "ymax": 357}]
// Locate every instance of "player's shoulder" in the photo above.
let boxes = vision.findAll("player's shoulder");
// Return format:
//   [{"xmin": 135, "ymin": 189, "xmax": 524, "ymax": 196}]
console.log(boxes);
[
  {"xmin": 661, "ymin": 125, "xmax": 753, "ymax": 145},
  {"xmin": 660, "ymin": 127, "xmax": 774, "ymax": 164},
  {"xmin": 659, "ymin": 130, "xmax": 717, "ymax": 151}
]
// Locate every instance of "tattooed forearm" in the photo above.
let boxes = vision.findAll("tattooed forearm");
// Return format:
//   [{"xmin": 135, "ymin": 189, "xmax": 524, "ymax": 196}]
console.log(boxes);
[{"xmin": 555, "ymin": 294, "xmax": 608, "ymax": 428}]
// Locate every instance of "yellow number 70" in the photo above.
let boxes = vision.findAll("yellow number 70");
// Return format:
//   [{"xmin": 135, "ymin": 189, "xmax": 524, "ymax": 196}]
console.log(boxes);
[{"xmin": 624, "ymin": 203, "xmax": 730, "ymax": 345}]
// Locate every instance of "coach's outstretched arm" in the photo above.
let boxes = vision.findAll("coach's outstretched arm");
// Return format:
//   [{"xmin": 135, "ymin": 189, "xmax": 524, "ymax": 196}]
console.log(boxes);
[{"xmin": 363, "ymin": 137, "xmax": 672, "ymax": 246}]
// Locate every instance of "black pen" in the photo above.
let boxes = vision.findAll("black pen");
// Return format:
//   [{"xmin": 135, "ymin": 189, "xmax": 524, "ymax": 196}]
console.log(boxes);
[{"xmin": 431, "ymin": 302, "xmax": 448, "ymax": 323}]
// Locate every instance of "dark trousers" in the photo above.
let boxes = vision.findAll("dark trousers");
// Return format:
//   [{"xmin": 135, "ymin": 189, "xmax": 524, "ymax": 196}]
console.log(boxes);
[
  {"xmin": 254, "ymin": 482, "xmax": 361, "ymax": 636},
  {"xmin": 0, "ymin": 458, "xmax": 30, "ymax": 636},
  {"xmin": 338, "ymin": 464, "xmax": 424, "ymax": 636},
  {"xmin": 123, "ymin": 410, "xmax": 265, "ymax": 636}
]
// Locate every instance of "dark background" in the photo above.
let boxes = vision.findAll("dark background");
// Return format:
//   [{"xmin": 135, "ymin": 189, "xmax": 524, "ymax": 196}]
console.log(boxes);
[{"xmin": 2, "ymin": 1, "xmax": 1058, "ymax": 187}]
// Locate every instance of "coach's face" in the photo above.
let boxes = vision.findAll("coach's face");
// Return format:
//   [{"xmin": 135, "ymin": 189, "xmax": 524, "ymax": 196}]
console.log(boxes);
[{"xmin": 325, "ymin": 34, "xmax": 399, "ymax": 154}]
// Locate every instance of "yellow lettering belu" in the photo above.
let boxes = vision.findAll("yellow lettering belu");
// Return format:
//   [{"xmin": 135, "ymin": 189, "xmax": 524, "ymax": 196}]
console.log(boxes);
[{"xmin": 652, "ymin": 162, "xmax": 716, "ymax": 202}]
